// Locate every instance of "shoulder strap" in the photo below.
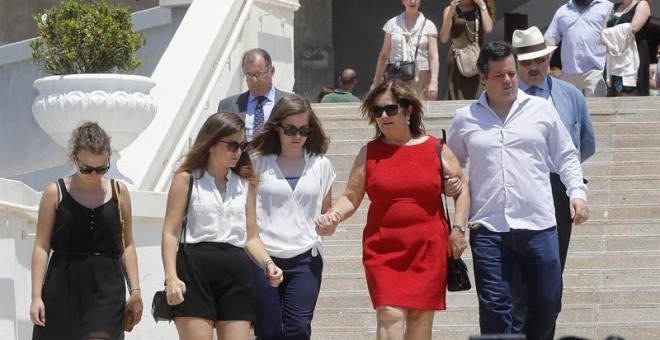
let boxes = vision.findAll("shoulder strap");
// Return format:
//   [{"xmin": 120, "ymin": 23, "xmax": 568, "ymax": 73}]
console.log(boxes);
[
  {"xmin": 113, "ymin": 179, "xmax": 125, "ymax": 252},
  {"xmin": 180, "ymin": 172, "xmax": 194, "ymax": 254},
  {"xmin": 413, "ymin": 19, "xmax": 427, "ymax": 60},
  {"xmin": 436, "ymin": 130, "xmax": 452, "ymax": 227},
  {"xmin": 56, "ymin": 178, "xmax": 67, "ymax": 204}
]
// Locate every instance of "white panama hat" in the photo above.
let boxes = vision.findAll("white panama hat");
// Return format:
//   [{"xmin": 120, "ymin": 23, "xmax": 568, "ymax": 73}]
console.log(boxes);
[{"xmin": 511, "ymin": 26, "xmax": 558, "ymax": 61}]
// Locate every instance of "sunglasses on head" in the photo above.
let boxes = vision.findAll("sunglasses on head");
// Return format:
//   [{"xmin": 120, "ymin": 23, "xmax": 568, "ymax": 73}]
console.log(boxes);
[
  {"xmin": 217, "ymin": 140, "xmax": 249, "ymax": 152},
  {"xmin": 279, "ymin": 123, "xmax": 312, "ymax": 137},
  {"xmin": 519, "ymin": 56, "xmax": 547, "ymax": 67},
  {"xmin": 373, "ymin": 104, "xmax": 400, "ymax": 118},
  {"xmin": 78, "ymin": 163, "xmax": 111, "ymax": 175}
]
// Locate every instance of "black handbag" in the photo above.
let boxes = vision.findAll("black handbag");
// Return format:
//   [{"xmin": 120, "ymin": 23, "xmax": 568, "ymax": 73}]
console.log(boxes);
[
  {"xmin": 384, "ymin": 19, "xmax": 427, "ymax": 81},
  {"xmin": 151, "ymin": 174, "xmax": 194, "ymax": 323},
  {"xmin": 151, "ymin": 290, "xmax": 173, "ymax": 322},
  {"xmin": 437, "ymin": 131, "xmax": 472, "ymax": 292}
]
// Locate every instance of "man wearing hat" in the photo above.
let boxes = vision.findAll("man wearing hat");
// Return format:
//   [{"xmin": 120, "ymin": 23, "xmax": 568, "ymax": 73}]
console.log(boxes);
[
  {"xmin": 510, "ymin": 26, "xmax": 596, "ymax": 337},
  {"xmin": 447, "ymin": 41, "xmax": 590, "ymax": 339}
]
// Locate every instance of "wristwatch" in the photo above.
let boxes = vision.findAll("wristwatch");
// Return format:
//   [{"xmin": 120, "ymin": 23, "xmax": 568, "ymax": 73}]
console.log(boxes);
[{"xmin": 452, "ymin": 224, "xmax": 467, "ymax": 233}]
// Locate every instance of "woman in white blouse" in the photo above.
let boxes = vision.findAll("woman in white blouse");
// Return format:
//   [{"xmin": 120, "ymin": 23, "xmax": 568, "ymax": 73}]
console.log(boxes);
[
  {"xmin": 250, "ymin": 95, "xmax": 336, "ymax": 339},
  {"xmin": 371, "ymin": 0, "xmax": 440, "ymax": 100},
  {"xmin": 161, "ymin": 112, "xmax": 283, "ymax": 340}
]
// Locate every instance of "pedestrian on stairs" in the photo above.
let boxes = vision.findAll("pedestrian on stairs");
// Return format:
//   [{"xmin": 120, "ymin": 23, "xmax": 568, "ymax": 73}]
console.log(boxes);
[{"xmin": 317, "ymin": 79, "xmax": 470, "ymax": 339}]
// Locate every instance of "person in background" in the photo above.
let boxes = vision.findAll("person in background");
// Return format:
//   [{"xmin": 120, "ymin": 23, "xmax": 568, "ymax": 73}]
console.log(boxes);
[
  {"xmin": 249, "ymin": 95, "xmax": 336, "ymax": 339},
  {"xmin": 371, "ymin": 0, "xmax": 439, "ymax": 100},
  {"xmin": 440, "ymin": 0, "xmax": 495, "ymax": 100},
  {"xmin": 317, "ymin": 85, "xmax": 335, "ymax": 103},
  {"xmin": 31, "ymin": 121, "xmax": 143, "ymax": 339},
  {"xmin": 321, "ymin": 68, "xmax": 361, "ymax": 103},
  {"xmin": 605, "ymin": 0, "xmax": 651, "ymax": 96},
  {"xmin": 316, "ymin": 79, "xmax": 470, "ymax": 340},
  {"xmin": 161, "ymin": 112, "xmax": 283, "ymax": 340},
  {"xmin": 545, "ymin": 0, "xmax": 613, "ymax": 97},
  {"xmin": 511, "ymin": 26, "xmax": 596, "ymax": 339},
  {"xmin": 218, "ymin": 48, "xmax": 293, "ymax": 141},
  {"xmin": 447, "ymin": 41, "xmax": 589, "ymax": 339},
  {"xmin": 652, "ymin": 44, "xmax": 660, "ymax": 91}
]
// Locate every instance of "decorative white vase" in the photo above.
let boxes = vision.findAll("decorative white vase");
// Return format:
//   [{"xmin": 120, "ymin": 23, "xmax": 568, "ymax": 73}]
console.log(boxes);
[{"xmin": 32, "ymin": 74, "xmax": 157, "ymax": 151}]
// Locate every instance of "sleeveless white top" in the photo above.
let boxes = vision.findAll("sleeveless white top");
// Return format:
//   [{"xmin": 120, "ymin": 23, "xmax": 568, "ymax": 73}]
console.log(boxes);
[{"xmin": 183, "ymin": 170, "xmax": 249, "ymax": 247}]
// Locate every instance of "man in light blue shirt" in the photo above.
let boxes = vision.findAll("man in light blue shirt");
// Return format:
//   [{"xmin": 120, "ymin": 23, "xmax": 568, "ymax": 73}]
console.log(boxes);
[
  {"xmin": 545, "ymin": 0, "xmax": 613, "ymax": 97},
  {"xmin": 511, "ymin": 26, "xmax": 596, "ymax": 339},
  {"xmin": 447, "ymin": 41, "xmax": 589, "ymax": 339}
]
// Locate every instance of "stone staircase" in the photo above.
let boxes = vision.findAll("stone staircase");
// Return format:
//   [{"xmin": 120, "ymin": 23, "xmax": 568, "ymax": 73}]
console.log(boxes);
[{"xmin": 310, "ymin": 97, "xmax": 660, "ymax": 340}]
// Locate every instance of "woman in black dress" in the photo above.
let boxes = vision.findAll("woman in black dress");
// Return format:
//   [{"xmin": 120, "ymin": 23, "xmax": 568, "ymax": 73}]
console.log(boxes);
[{"xmin": 30, "ymin": 122, "xmax": 143, "ymax": 340}]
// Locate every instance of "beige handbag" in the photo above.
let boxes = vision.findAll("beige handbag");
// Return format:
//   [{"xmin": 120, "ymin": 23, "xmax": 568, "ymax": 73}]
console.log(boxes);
[{"xmin": 452, "ymin": 8, "xmax": 481, "ymax": 78}]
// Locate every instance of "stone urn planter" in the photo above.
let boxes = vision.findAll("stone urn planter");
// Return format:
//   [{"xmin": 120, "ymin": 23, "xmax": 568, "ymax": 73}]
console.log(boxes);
[{"xmin": 32, "ymin": 74, "xmax": 157, "ymax": 151}]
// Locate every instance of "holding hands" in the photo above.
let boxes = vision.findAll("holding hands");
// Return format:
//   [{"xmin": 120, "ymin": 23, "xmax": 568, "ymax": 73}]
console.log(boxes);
[{"xmin": 315, "ymin": 210, "xmax": 341, "ymax": 237}]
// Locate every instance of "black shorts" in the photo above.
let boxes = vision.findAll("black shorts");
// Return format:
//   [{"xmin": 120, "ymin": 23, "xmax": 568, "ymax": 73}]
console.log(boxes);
[{"xmin": 173, "ymin": 242, "xmax": 255, "ymax": 322}]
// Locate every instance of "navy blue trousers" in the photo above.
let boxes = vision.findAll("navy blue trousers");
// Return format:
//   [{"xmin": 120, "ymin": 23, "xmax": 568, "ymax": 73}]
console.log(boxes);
[
  {"xmin": 512, "ymin": 173, "xmax": 573, "ymax": 338},
  {"xmin": 252, "ymin": 250, "xmax": 323, "ymax": 340},
  {"xmin": 471, "ymin": 226, "xmax": 562, "ymax": 340}
]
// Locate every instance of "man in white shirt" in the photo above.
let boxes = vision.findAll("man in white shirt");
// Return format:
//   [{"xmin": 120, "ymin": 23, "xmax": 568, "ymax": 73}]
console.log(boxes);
[
  {"xmin": 218, "ymin": 48, "xmax": 293, "ymax": 141},
  {"xmin": 447, "ymin": 41, "xmax": 589, "ymax": 339}
]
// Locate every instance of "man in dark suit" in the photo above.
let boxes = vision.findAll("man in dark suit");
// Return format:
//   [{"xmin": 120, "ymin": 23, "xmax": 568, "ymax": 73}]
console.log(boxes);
[{"xmin": 218, "ymin": 48, "xmax": 293, "ymax": 140}]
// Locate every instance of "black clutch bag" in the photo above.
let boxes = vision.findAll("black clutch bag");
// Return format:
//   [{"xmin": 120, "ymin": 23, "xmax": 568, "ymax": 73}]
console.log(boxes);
[
  {"xmin": 447, "ymin": 257, "xmax": 472, "ymax": 292},
  {"xmin": 151, "ymin": 290, "xmax": 174, "ymax": 322}
]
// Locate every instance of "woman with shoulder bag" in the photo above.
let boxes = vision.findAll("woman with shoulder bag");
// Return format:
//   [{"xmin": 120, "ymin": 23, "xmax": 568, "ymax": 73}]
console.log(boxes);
[
  {"xmin": 440, "ymin": 0, "xmax": 494, "ymax": 100},
  {"xmin": 372, "ymin": 0, "xmax": 440, "ymax": 100},
  {"xmin": 160, "ymin": 112, "xmax": 283, "ymax": 340},
  {"xmin": 30, "ymin": 121, "xmax": 143, "ymax": 339}
]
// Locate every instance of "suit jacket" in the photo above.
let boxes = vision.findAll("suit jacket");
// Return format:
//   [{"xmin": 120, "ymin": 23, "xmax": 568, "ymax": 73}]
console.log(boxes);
[
  {"xmin": 548, "ymin": 76, "xmax": 596, "ymax": 163},
  {"xmin": 217, "ymin": 88, "xmax": 293, "ymax": 121}
]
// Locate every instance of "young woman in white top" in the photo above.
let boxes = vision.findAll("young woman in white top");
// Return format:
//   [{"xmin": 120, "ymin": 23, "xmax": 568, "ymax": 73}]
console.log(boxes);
[
  {"xmin": 249, "ymin": 95, "xmax": 336, "ymax": 339},
  {"xmin": 161, "ymin": 112, "xmax": 283, "ymax": 340},
  {"xmin": 371, "ymin": 0, "xmax": 440, "ymax": 100}
]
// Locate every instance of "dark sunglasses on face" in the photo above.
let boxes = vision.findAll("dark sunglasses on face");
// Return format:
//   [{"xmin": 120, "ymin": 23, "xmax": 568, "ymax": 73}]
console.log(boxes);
[
  {"xmin": 279, "ymin": 123, "xmax": 312, "ymax": 137},
  {"xmin": 519, "ymin": 57, "xmax": 547, "ymax": 67},
  {"xmin": 373, "ymin": 104, "xmax": 400, "ymax": 118},
  {"xmin": 78, "ymin": 163, "xmax": 111, "ymax": 175},
  {"xmin": 217, "ymin": 140, "xmax": 249, "ymax": 152}
]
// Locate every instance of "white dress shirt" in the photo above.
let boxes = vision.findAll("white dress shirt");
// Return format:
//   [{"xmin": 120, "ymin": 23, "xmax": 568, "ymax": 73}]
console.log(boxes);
[
  {"xmin": 184, "ymin": 170, "xmax": 249, "ymax": 247},
  {"xmin": 447, "ymin": 90, "xmax": 587, "ymax": 232},
  {"xmin": 253, "ymin": 152, "xmax": 336, "ymax": 258}
]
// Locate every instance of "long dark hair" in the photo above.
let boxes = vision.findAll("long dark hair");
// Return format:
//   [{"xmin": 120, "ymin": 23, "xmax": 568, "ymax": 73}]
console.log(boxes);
[
  {"xmin": 251, "ymin": 95, "xmax": 329, "ymax": 156},
  {"xmin": 360, "ymin": 79, "xmax": 425, "ymax": 140},
  {"xmin": 177, "ymin": 111, "xmax": 258, "ymax": 185}
]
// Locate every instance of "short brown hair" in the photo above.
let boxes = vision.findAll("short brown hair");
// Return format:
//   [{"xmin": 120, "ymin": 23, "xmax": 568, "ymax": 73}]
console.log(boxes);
[{"xmin": 360, "ymin": 79, "xmax": 426, "ymax": 140}]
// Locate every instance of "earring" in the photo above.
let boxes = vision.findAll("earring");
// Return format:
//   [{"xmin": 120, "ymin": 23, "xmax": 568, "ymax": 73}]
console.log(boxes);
[{"xmin": 405, "ymin": 115, "xmax": 411, "ymax": 125}]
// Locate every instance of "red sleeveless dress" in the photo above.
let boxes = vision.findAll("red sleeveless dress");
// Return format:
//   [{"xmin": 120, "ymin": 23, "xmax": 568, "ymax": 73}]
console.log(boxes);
[{"xmin": 363, "ymin": 136, "xmax": 449, "ymax": 310}]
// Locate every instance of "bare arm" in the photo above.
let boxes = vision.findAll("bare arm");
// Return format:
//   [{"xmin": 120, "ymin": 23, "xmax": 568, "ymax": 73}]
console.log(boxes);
[
  {"xmin": 442, "ymin": 146, "xmax": 471, "ymax": 259},
  {"xmin": 160, "ymin": 171, "xmax": 191, "ymax": 305},
  {"xmin": 244, "ymin": 183, "xmax": 283, "ymax": 287},
  {"xmin": 440, "ymin": 6, "xmax": 455, "ymax": 44},
  {"xmin": 474, "ymin": 0, "xmax": 493, "ymax": 33},
  {"xmin": 427, "ymin": 34, "xmax": 440, "ymax": 100},
  {"xmin": 29, "ymin": 182, "xmax": 58, "ymax": 326},
  {"xmin": 118, "ymin": 182, "xmax": 143, "ymax": 327},
  {"xmin": 372, "ymin": 34, "xmax": 392, "ymax": 89},
  {"xmin": 630, "ymin": 1, "xmax": 650, "ymax": 34},
  {"xmin": 316, "ymin": 146, "xmax": 367, "ymax": 229}
]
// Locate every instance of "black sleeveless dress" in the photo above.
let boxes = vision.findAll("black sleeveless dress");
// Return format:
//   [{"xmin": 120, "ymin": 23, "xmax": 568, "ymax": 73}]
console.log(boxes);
[{"xmin": 33, "ymin": 179, "xmax": 126, "ymax": 340}]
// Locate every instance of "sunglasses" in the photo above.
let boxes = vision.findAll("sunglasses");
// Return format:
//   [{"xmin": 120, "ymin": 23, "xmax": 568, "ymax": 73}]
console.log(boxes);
[
  {"xmin": 373, "ymin": 104, "xmax": 400, "ymax": 118},
  {"xmin": 279, "ymin": 123, "xmax": 312, "ymax": 137},
  {"xmin": 78, "ymin": 163, "xmax": 111, "ymax": 175},
  {"xmin": 217, "ymin": 140, "xmax": 249, "ymax": 152},
  {"xmin": 519, "ymin": 57, "xmax": 547, "ymax": 67}
]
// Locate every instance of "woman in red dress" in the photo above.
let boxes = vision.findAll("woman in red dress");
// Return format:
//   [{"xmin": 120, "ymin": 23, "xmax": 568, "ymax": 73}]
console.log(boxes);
[{"xmin": 316, "ymin": 79, "xmax": 470, "ymax": 339}]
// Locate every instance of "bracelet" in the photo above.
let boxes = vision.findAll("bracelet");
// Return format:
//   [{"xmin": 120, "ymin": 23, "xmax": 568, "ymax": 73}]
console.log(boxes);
[
  {"xmin": 129, "ymin": 288, "xmax": 141, "ymax": 293},
  {"xmin": 264, "ymin": 259, "xmax": 274, "ymax": 269}
]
